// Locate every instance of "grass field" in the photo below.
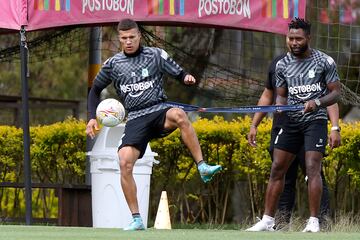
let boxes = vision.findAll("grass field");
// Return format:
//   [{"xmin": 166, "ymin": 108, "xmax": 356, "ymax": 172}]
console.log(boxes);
[{"xmin": 1, "ymin": 225, "xmax": 359, "ymax": 240}]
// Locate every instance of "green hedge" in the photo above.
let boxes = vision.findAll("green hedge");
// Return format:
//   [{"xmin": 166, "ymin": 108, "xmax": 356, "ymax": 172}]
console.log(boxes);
[
  {"xmin": 0, "ymin": 118, "xmax": 86, "ymax": 219},
  {"xmin": 0, "ymin": 117, "xmax": 359, "ymax": 223}
]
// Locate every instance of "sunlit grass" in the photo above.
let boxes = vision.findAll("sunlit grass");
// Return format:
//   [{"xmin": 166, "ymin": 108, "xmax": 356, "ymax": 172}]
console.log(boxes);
[{"xmin": 0, "ymin": 225, "xmax": 360, "ymax": 240}]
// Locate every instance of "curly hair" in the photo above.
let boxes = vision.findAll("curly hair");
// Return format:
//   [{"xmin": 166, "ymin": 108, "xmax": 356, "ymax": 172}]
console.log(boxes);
[{"xmin": 288, "ymin": 17, "xmax": 311, "ymax": 35}]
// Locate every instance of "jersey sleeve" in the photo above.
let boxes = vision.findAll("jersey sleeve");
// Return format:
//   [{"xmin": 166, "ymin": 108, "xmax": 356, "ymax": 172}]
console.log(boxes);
[
  {"xmin": 87, "ymin": 84, "xmax": 103, "ymax": 119},
  {"xmin": 266, "ymin": 58, "xmax": 277, "ymax": 90},
  {"xmin": 266, "ymin": 69, "xmax": 274, "ymax": 90},
  {"xmin": 157, "ymin": 48, "xmax": 186, "ymax": 81},
  {"xmin": 275, "ymin": 60, "xmax": 287, "ymax": 88},
  {"xmin": 268, "ymin": 53, "xmax": 287, "ymax": 90},
  {"xmin": 88, "ymin": 58, "xmax": 114, "ymax": 119},
  {"xmin": 323, "ymin": 55, "xmax": 340, "ymax": 84},
  {"xmin": 93, "ymin": 57, "xmax": 113, "ymax": 88}
]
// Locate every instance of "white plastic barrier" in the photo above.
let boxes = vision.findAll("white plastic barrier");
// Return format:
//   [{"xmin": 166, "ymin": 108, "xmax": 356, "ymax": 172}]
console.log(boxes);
[{"xmin": 88, "ymin": 124, "xmax": 157, "ymax": 228}]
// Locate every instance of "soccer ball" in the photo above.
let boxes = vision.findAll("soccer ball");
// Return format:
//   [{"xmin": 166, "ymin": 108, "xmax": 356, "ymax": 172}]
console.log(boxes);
[{"xmin": 96, "ymin": 98, "xmax": 125, "ymax": 127}]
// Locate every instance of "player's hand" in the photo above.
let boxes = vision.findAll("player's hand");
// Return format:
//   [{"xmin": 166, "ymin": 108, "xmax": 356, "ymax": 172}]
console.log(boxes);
[
  {"xmin": 247, "ymin": 126, "xmax": 257, "ymax": 147},
  {"xmin": 86, "ymin": 119, "xmax": 100, "ymax": 139},
  {"xmin": 184, "ymin": 74, "xmax": 196, "ymax": 85},
  {"xmin": 303, "ymin": 100, "xmax": 317, "ymax": 113},
  {"xmin": 329, "ymin": 130, "xmax": 341, "ymax": 149}
]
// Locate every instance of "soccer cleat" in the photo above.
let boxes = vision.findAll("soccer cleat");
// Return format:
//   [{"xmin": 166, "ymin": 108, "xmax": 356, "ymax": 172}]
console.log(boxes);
[
  {"xmin": 197, "ymin": 162, "xmax": 222, "ymax": 183},
  {"xmin": 123, "ymin": 217, "xmax": 145, "ymax": 231},
  {"xmin": 302, "ymin": 217, "xmax": 320, "ymax": 233},
  {"xmin": 246, "ymin": 218, "xmax": 275, "ymax": 232}
]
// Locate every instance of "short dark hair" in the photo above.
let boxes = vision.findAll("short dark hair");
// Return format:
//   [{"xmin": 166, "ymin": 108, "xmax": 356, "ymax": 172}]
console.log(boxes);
[
  {"xmin": 288, "ymin": 17, "xmax": 311, "ymax": 35},
  {"xmin": 117, "ymin": 19, "xmax": 139, "ymax": 31}
]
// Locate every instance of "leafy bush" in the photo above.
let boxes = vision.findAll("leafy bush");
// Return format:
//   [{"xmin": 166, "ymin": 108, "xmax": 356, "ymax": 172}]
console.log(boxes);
[
  {"xmin": 31, "ymin": 118, "xmax": 87, "ymax": 184},
  {"xmin": 323, "ymin": 121, "xmax": 360, "ymax": 214},
  {"xmin": 0, "ymin": 118, "xmax": 86, "ymax": 219}
]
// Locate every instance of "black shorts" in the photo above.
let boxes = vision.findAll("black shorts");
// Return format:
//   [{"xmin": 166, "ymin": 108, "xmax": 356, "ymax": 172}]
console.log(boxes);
[
  {"xmin": 274, "ymin": 119, "xmax": 328, "ymax": 155},
  {"xmin": 269, "ymin": 126, "xmax": 306, "ymax": 174},
  {"xmin": 119, "ymin": 107, "xmax": 175, "ymax": 159}
]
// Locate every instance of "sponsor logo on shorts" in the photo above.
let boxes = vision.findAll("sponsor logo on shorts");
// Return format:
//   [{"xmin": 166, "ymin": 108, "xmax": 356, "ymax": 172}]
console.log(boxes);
[
  {"xmin": 316, "ymin": 138, "xmax": 324, "ymax": 148},
  {"xmin": 274, "ymin": 128, "xmax": 283, "ymax": 145}
]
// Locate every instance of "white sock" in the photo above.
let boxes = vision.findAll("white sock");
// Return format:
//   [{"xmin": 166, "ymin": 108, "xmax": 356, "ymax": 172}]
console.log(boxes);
[
  {"xmin": 262, "ymin": 214, "xmax": 275, "ymax": 224},
  {"xmin": 309, "ymin": 216, "xmax": 319, "ymax": 223}
]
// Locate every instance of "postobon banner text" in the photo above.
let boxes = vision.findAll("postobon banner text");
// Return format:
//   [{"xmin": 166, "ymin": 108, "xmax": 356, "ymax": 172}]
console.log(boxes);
[{"xmin": 2, "ymin": 0, "xmax": 306, "ymax": 35}]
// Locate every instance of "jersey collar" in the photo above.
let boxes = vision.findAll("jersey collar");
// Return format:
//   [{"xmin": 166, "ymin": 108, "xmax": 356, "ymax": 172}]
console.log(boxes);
[{"xmin": 124, "ymin": 46, "xmax": 143, "ymax": 58}]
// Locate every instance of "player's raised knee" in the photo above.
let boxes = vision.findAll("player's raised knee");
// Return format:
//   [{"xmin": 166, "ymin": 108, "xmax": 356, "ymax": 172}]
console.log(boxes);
[{"xmin": 169, "ymin": 108, "xmax": 189, "ymax": 124}]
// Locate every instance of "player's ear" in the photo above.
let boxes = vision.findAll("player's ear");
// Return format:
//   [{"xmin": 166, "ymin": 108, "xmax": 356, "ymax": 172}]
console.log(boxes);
[{"xmin": 118, "ymin": 32, "xmax": 122, "ymax": 42}]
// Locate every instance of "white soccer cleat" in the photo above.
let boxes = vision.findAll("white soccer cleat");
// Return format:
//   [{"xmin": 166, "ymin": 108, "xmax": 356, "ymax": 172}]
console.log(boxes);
[
  {"xmin": 302, "ymin": 217, "xmax": 320, "ymax": 233},
  {"xmin": 246, "ymin": 218, "xmax": 275, "ymax": 232}
]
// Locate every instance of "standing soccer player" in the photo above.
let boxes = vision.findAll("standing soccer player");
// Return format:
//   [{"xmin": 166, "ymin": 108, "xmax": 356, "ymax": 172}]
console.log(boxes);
[
  {"xmin": 247, "ymin": 52, "xmax": 341, "ymax": 229},
  {"xmin": 246, "ymin": 18, "xmax": 341, "ymax": 232},
  {"xmin": 86, "ymin": 19, "xmax": 222, "ymax": 231}
]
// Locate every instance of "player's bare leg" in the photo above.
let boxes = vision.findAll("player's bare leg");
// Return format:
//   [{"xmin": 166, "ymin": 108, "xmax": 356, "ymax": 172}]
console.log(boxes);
[
  {"xmin": 304, "ymin": 151, "xmax": 323, "ymax": 217},
  {"xmin": 302, "ymin": 151, "xmax": 322, "ymax": 232},
  {"xmin": 264, "ymin": 149, "xmax": 295, "ymax": 217},
  {"xmin": 118, "ymin": 146, "xmax": 145, "ymax": 230},
  {"xmin": 246, "ymin": 149, "xmax": 294, "ymax": 231},
  {"xmin": 164, "ymin": 108, "xmax": 202, "ymax": 162},
  {"xmin": 164, "ymin": 108, "xmax": 222, "ymax": 182}
]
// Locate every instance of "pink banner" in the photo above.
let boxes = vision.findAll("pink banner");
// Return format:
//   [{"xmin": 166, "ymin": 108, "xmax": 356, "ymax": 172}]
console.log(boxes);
[
  {"xmin": 1, "ymin": 0, "xmax": 306, "ymax": 35},
  {"xmin": 0, "ymin": 0, "xmax": 23, "ymax": 30}
]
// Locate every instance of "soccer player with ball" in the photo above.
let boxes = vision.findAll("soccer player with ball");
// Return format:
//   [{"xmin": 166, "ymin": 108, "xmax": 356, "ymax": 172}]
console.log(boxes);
[{"xmin": 86, "ymin": 18, "xmax": 222, "ymax": 231}]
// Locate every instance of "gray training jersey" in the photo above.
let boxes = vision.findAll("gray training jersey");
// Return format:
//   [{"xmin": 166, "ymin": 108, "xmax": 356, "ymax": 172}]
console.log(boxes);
[
  {"xmin": 93, "ymin": 46, "xmax": 184, "ymax": 121},
  {"xmin": 275, "ymin": 49, "xmax": 340, "ymax": 123}
]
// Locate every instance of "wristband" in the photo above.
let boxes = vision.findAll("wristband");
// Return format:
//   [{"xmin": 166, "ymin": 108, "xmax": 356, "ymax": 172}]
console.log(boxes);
[{"xmin": 331, "ymin": 126, "xmax": 341, "ymax": 132}]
